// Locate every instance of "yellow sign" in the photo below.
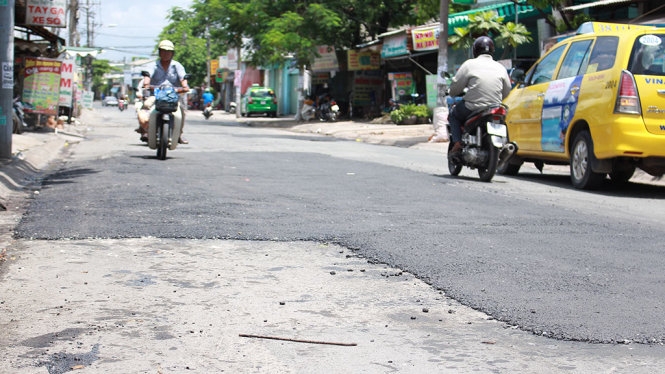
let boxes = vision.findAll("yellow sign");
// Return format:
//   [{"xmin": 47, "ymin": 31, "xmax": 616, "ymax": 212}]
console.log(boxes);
[
  {"xmin": 347, "ymin": 50, "xmax": 380, "ymax": 71},
  {"xmin": 412, "ymin": 25, "xmax": 440, "ymax": 51}
]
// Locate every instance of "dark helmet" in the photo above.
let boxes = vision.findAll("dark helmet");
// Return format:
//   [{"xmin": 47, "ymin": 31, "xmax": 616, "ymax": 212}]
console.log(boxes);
[{"xmin": 473, "ymin": 36, "xmax": 495, "ymax": 58}]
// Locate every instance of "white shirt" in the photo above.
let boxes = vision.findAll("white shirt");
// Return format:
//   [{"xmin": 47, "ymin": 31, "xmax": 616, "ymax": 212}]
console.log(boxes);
[{"xmin": 448, "ymin": 54, "xmax": 512, "ymax": 111}]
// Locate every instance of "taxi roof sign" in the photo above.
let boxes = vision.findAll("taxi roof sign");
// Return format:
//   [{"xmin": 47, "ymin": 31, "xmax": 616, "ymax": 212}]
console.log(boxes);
[{"xmin": 576, "ymin": 22, "xmax": 658, "ymax": 35}]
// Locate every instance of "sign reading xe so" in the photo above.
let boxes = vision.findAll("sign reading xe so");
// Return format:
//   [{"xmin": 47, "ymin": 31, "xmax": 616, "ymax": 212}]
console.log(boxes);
[{"xmin": 26, "ymin": 0, "xmax": 67, "ymax": 28}]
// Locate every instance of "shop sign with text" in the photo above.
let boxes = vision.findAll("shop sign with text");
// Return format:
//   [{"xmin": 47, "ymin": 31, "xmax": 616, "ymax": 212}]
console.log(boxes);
[
  {"xmin": 381, "ymin": 33, "xmax": 409, "ymax": 58},
  {"xmin": 347, "ymin": 50, "xmax": 381, "ymax": 71},
  {"xmin": 311, "ymin": 45, "xmax": 339, "ymax": 72},
  {"xmin": 25, "ymin": 0, "xmax": 67, "ymax": 27},
  {"xmin": 412, "ymin": 25, "xmax": 440, "ymax": 51}
]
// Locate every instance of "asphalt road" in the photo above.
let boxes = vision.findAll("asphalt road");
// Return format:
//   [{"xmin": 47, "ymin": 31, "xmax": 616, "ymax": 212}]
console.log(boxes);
[{"xmin": 3, "ymin": 106, "xmax": 665, "ymax": 372}]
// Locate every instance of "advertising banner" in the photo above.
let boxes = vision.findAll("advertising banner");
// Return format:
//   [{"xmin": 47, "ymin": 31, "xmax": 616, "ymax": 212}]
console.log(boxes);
[
  {"xmin": 25, "ymin": 0, "xmax": 67, "ymax": 27},
  {"xmin": 352, "ymin": 70, "xmax": 383, "ymax": 106},
  {"xmin": 23, "ymin": 57, "xmax": 62, "ymax": 115},
  {"xmin": 58, "ymin": 59, "xmax": 75, "ymax": 108},
  {"xmin": 388, "ymin": 72, "xmax": 414, "ymax": 101},
  {"xmin": 311, "ymin": 45, "xmax": 339, "ymax": 72},
  {"xmin": 412, "ymin": 25, "xmax": 440, "ymax": 51}
]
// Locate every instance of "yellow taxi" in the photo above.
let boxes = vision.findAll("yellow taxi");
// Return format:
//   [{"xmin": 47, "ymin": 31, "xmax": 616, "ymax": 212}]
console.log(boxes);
[{"xmin": 502, "ymin": 22, "xmax": 665, "ymax": 189}]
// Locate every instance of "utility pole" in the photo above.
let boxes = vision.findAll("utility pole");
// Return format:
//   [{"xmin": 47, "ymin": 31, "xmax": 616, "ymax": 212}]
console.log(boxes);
[
  {"xmin": 205, "ymin": 24, "xmax": 211, "ymax": 87},
  {"xmin": 433, "ymin": 0, "xmax": 450, "ymax": 141},
  {"xmin": 68, "ymin": 0, "xmax": 79, "ymax": 47},
  {"xmin": 0, "ymin": 0, "xmax": 15, "ymax": 159}
]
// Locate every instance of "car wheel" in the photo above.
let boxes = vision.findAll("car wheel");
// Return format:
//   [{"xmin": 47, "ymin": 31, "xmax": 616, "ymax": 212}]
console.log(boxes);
[{"xmin": 570, "ymin": 130, "xmax": 605, "ymax": 189}]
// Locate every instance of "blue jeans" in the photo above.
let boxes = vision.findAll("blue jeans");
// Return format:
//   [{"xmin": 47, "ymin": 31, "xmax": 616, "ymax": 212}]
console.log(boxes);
[{"xmin": 449, "ymin": 100, "xmax": 473, "ymax": 143}]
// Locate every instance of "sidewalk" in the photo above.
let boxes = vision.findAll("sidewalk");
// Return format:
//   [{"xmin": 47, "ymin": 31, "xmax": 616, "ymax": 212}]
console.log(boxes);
[
  {"xmin": 0, "ymin": 110, "xmax": 90, "ymax": 250},
  {"xmin": 237, "ymin": 113, "xmax": 444, "ymax": 148}
]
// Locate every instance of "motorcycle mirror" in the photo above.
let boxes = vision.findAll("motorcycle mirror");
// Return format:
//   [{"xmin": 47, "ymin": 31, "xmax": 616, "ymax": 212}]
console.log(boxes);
[{"xmin": 510, "ymin": 68, "xmax": 525, "ymax": 84}]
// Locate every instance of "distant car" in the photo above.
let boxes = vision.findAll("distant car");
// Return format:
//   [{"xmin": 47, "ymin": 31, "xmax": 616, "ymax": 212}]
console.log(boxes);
[
  {"xmin": 102, "ymin": 96, "xmax": 119, "ymax": 107},
  {"xmin": 502, "ymin": 21, "xmax": 665, "ymax": 189},
  {"xmin": 240, "ymin": 84, "xmax": 277, "ymax": 117}
]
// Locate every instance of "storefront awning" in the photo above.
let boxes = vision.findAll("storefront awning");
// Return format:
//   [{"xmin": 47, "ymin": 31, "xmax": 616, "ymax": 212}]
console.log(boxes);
[
  {"xmin": 62, "ymin": 47, "xmax": 102, "ymax": 58},
  {"xmin": 448, "ymin": 0, "xmax": 540, "ymax": 35},
  {"xmin": 562, "ymin": 0, "xmax": 633, "ymax": 12}
]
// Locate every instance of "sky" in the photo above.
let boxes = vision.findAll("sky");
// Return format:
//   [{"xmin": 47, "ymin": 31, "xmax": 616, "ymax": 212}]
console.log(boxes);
[{"xmin": 90, "ymin": 0, "xmax": 194, "ymax": 62}]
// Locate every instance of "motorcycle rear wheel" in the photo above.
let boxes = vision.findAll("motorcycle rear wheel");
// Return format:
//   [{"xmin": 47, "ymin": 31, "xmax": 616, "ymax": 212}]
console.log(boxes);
[
  {"xmin": 478, "ymin": 135, "xmax": 499, "ymax": 182},
  {"xmin": 447, "ymin": 142, "xmax": 463, "ymax": 176}
]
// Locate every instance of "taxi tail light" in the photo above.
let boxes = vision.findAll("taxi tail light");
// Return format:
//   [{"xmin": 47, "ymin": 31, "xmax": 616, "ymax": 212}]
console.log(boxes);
[
  {"xmin": 614, "ymin": 70, "xmax": 641, "ymax": 114},
  {"xmin": 273, "ymin": 97, "xmax": 277, "ymax": 104},
  {"xmin": 248, "ymin": 97, "xmax": 254, "ymax": 104}
]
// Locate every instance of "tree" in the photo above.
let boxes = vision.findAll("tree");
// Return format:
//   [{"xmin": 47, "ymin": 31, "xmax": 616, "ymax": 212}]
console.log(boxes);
[
  {"xmin": 91, "ymin": 59, "xmax": 120, "ymax": 98},
  {"xmin": 449, "ymin": 11, "xmax": 532, "ymax": 59},
  {"xmin": 156, "ymin": 6, "xmax": 221, "ymax": 87},
  {"xmin": 526, "ymin": 0, "xmax": 591, "ymax": 34}
]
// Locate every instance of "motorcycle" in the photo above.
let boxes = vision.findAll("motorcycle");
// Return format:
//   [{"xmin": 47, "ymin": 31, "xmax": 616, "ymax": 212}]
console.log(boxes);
[
  {"xmin": 447, "ymin": 103, "xmax": 510, "ymax": 182},
  {"xmin": 141, "ymin": 71, "xmax": 190, "ymax": 160},
  {"xmin": 203, "ymin": 103, "xmax": 213, "ymax": 119},
  {"xmin": 118, "ymin": 98, "xmax": 126, "ymax": 111},
  {"xmin": 12, "ymin": 96, "xmax": 28, "ymax": 134},
  {"xmin": 228, "ymin": 101, "xmax": 237, "ymax": 114},
  {"xmin": 317, "ymin": 95, "xmax": 340, "ymax": 122}
]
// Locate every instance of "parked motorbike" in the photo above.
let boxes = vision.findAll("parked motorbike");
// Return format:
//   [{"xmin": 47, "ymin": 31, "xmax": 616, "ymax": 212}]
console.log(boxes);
[
  {"xmin": 317, "ymin": 95, "xmax": 340, "ymax": 122},
  {"xmin": 447, "ymin": 103, "xmax": 510, "ymax": 182},
  {"xmin": 203, "ymin": 103, "xmax": 213, "ymax": 119},
  {"xmin": 228, "ymin": 101, "xmax": 237, "ymax": 114},
  {"xmin": 141, "ymin": 71, "xmax": 190, "ymax": 160},
  {"xmin": 118, "ymin": 98, "xmax": 126, "ymax": 111},
  {"xmin": 12, "ymin": 96, "xmax": 27, "ymax": 134}
]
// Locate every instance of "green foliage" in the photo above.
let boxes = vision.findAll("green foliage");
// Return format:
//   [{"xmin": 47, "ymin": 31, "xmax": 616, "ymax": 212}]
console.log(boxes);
[
  {"xmin": 449, "ymin": 10, "xmax": 531, "ymax": 58},
  {"xmin": 390, "ymin": 104, "xmax": 431, "ymax": 124},
  {"xmin": 91, "ymin": 59, "xmax": 119, "ymax": 97},
  {"xmin": 190, "ymin": 0, "xmax": 444, "ymax": 70},
  {"xmin": 390, "ymin": 110, "xmax": 405, "ymax": 125},
  {"xmin": 156, "ymin": 6, "xmax": 215, "ymax": 87}
]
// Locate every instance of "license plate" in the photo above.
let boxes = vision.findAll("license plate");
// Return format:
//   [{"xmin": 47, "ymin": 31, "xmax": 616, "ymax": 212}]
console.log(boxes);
[
  {"xmin": 487, "ymin": 122, "xmax": 507, "ymax": 137},
  {"xmin": 260, "ymin": 100, "xmax": 267, "ymax": 105}
]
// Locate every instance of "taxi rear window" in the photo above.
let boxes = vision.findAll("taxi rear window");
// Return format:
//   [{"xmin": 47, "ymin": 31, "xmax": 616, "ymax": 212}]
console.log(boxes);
[
  {"xmin": 250, "ymin": 89, "xmax": 275, "ymax": 98},
  {"xmin": 628, "ymin": 34, "xmax": 665, "ymax": 75}
]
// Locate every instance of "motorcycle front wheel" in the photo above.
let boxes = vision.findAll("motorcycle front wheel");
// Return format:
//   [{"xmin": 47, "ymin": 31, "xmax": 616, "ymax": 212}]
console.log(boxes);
[
  {"xmin": 447, "ymin": 142, "xmax": 463, "ymax": 176},
  {"xmin": 157, "ymin": 119, "xmax": 169, "ymax": 160},
  {"xmin": 477, "ymin": 135, "xmax": 499, "ymax": 182}
]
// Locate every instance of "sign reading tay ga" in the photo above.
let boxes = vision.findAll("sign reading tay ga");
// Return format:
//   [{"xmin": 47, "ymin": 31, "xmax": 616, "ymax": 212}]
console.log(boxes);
[{"xmin": 25, "ymin": 0, "xmax": 67, "ymax": 27}]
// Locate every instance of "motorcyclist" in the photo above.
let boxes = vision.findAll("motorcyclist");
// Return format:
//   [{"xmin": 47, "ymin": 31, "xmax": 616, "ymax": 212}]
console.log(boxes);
[
  {"xmin": 142, "ymin": 39, "xmax": 190, "ymax": 144},
  {"xmin": 202, "ymin": 88, "xmax": 214, "ymax": 115},
  {"xmin": 448, "ymin": 36, "xmax": 512, "ymax": 155},
  {"xmin": 202, "ymin": 88, "xmax": 213, "ymax": 107}
]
